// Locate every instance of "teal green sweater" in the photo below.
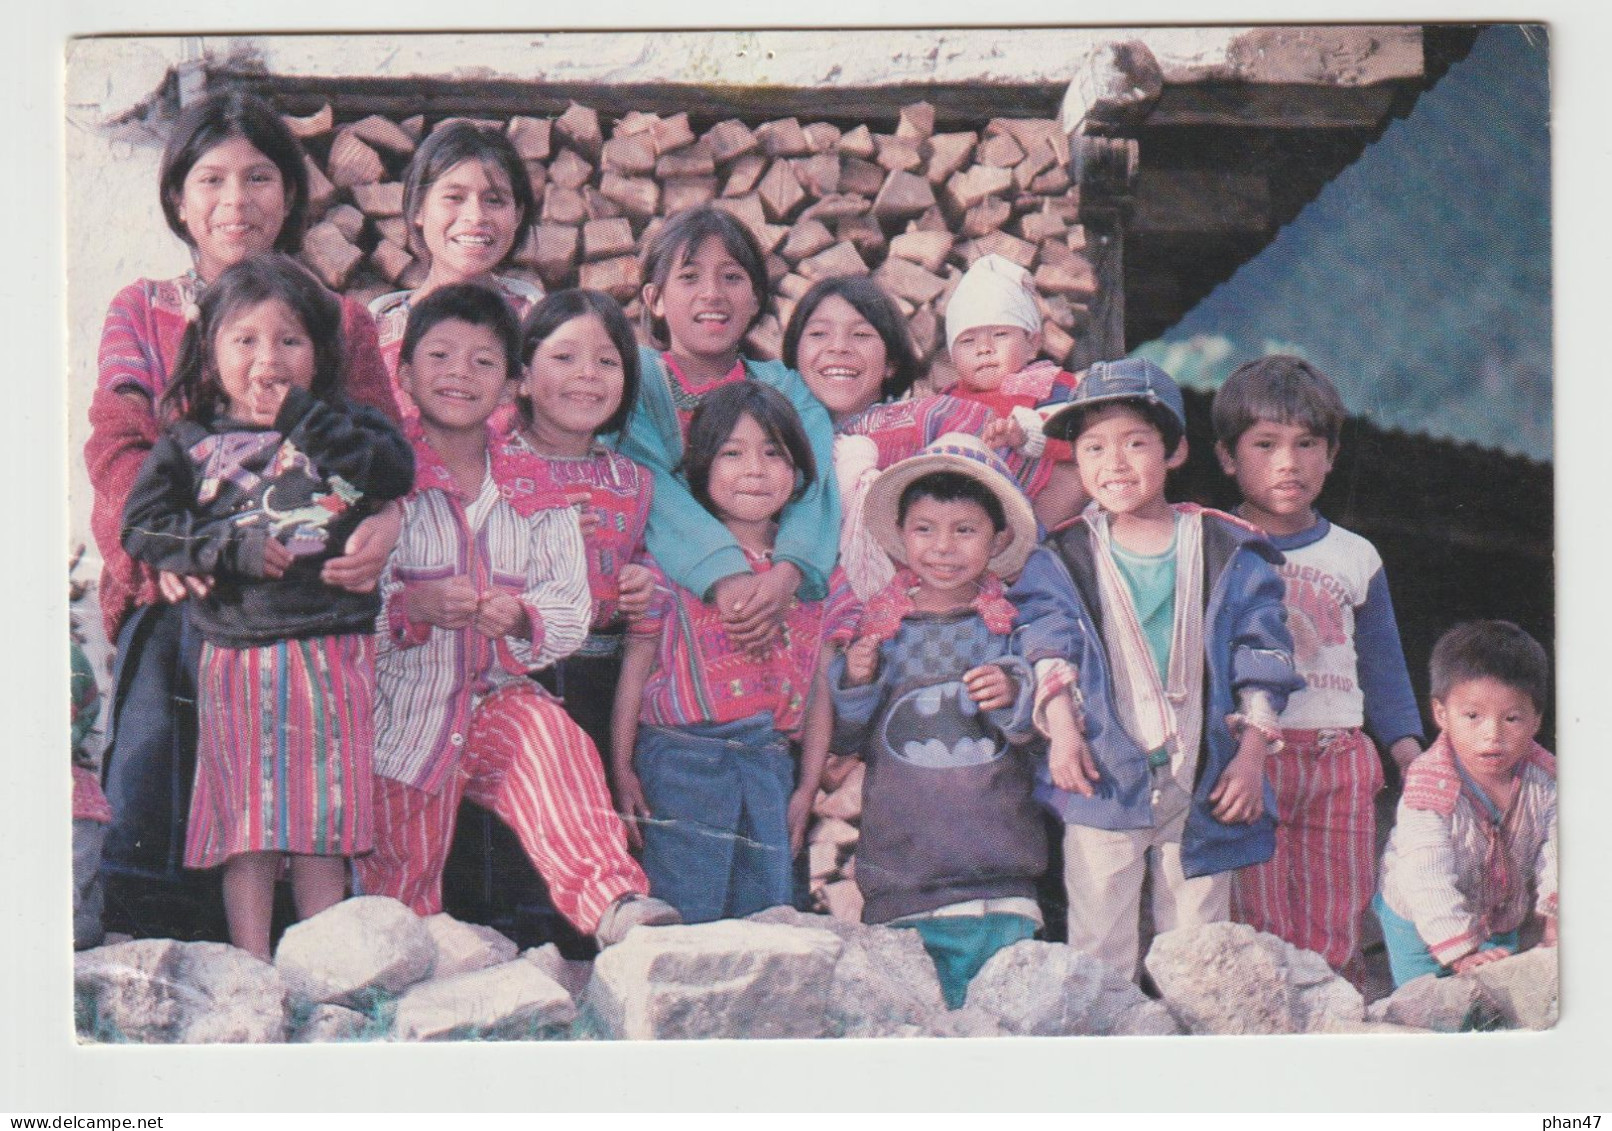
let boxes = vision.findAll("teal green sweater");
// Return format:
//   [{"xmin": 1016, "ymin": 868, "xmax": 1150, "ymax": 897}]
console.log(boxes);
[{"xmin": 613, "ymin": 349, "xmax": 840, "ymax": 602}]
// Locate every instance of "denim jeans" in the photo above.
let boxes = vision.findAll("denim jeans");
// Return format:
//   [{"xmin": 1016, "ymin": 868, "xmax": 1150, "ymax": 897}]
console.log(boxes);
[{"xmin": 635, "ymin": 713, "xmax": 793, "ymax": 924}]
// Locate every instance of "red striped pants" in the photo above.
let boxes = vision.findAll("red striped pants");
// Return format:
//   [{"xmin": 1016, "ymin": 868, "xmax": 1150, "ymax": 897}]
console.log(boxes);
[
  {"xmin": 356, "ymin": 682, "xmax": 647, "ymax": 933},
  {"xmin": 1231, "ymin": 727, "xmax": 1383, "ymax": 972}
]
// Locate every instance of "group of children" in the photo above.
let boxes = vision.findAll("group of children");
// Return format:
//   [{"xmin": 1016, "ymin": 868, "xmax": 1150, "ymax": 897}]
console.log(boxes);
[{"xmin": 85, "ymin": 92, "xmax": 1556, "ymax": 1011}]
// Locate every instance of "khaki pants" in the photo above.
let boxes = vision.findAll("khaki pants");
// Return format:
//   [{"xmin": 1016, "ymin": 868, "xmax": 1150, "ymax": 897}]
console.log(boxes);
[{"xmin": 1062, "ymin": 773, "xmax": 1229, "ymax": 981}]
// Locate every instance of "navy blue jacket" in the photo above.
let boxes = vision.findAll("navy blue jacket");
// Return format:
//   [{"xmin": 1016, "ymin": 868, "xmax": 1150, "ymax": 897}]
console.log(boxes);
[{"xmin": 1010, "ymin": 507, "xmax": 1304, "ymax": 878}]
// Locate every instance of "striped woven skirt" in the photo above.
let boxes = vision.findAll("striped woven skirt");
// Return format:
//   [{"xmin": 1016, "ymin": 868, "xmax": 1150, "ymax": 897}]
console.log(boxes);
[{"xmin": 185, "ymin": 634, "xmax": 375, "ymax": 869}]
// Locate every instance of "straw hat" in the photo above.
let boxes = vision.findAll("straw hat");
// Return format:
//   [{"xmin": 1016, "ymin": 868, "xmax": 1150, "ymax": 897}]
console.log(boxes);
[{"xmin": 862, "ymin": 432, "xmax": 1038, "ymax": 579}]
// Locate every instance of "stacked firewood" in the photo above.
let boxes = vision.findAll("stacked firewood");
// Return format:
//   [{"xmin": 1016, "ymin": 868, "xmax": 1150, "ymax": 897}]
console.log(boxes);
[{"xmin": 282, "ymin": 99, "xmax": 1099, "ymax": 374}]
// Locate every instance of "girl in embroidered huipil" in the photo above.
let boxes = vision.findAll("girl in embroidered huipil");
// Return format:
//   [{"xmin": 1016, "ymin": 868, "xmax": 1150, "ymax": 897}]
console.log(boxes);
[
  {"xmin": 612, "ymin": 382, "xmax": 859, "ymax": 923},
  {"xmin": 780, "ymin": 275, "xmax": 1055, "ymax": 600},
  {"xmin": 369, "ymin": 121, "xmax": 543, "ymax": 402},
  {"xmin": 511, "ymin": 289, "xmax": 654, "ymax": 757},
  {"xmin": 1375, "ymin": 621, "xmax": 1558, "ymax": 987},
  {"xmin": 357, "ymin": 283, "xmax": 676, "ymax": 948},
  {"xmin": 614, "ymin": 206, "xmax": 840, "ymax": 659},
  {"xmin": 121, "ymin": 255, "xmax": 414, "ymax": 959},
  {"xmin": 88, "ymin": 92, "xmax": 401, "ymax": 901}
]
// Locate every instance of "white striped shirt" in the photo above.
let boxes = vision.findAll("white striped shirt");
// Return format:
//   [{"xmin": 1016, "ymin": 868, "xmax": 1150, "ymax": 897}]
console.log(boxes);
[{"xmin": 374, "ymin": 446, "xmax": 591, "ymax": 794}]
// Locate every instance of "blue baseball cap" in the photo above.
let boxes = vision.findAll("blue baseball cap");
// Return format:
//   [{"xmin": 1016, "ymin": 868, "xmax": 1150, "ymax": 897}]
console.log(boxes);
[{"xmin": 1039, "ymin": 357, "xmax": 1186, "ymax": 442}]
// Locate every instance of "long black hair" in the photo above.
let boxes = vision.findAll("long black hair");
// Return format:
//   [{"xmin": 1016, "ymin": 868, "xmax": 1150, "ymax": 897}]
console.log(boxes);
[
  {"xmin": 782, "ymin": 274, "xmax": 922, "ymax": 401},
  {"xmin": 680, "ymin": 381, "xmax": 816, "ymax": 519},
  {"xmin": 517, "ymin": 288, "xmax": 641, "ymax": 440}
]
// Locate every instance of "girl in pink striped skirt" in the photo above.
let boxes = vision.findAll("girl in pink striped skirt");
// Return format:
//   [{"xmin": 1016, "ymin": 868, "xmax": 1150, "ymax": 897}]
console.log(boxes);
[{"xmin": 122, "ymin": 255, "xmax": 414, "ymax": 958}]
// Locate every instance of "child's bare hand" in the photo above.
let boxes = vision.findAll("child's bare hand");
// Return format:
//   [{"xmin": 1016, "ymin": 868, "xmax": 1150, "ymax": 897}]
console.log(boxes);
[
  {"xmin": 472, "ymin": 591, "xmax": 529, "ymax": 639},
  {"xmin": 713, "ymin": 563, "xmax": 800, "ymax": 654},
  {"xmin": 1209, "ymin": 730, "xmax": 1269, "ymax": 824},
  {"xmin": 1388, "ymin": 737, "xmax": 1422, "ymax": 774},
  {"xmin": 964, "ymin": 664, "xmax": 1017, "ymax": 711},
  {"xmin": 843, "ymin": 636, "xmax": 881, "ymax": 686},
  {"xmin": 612, "ymin": 767, "xmax": 651, "ymax": 851},
  {"xmin": 1451, "ymin": 947, "xmax": 1512, "ymax": 974},
  {"xmin": 615, "ymin": 563, "xmax": 653, "ymax": 621},
  {"xmin": 1049, "ymin": 729, "xmax": 1099, "ymax": 796},
  {"xmin": 322, "ymin": 503, "xmax": 402, "ymax": 593},
  {"xmin": 567, "ymin": 489, "xmax": 601, "ymax": 538},
  {"xmin": 259, "ymin": 538, "xmax": 295, "ymax": 580},
  {"xmin": 982, "ymin": 416, "xmax": 1028, "ymax": 452},
  {"xmin": 157, "ymin": 570, "xmax": 212, "ymax": 603},
  {"xmin": 406, "ymin": 576, "xmax": 480, "ymax": 630},
  {"xmin": 787, "ymin": 787, "xmax": 815, "ymax": 856}
]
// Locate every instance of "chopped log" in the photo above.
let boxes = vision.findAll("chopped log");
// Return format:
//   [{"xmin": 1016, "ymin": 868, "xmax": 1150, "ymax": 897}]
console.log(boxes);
[
  {"xmin": 374, "ymin": 216, "xmax": 409, "ymax": 247},
  {"xmin": 780, "ymin": 218, "xmax": 835, "ymax": 263},
  {"xmin": 891, "ymin": 294, "xmax": 916, "ymax": 318},
  {"xmin": 873, "ymin": 134, "xmax": 923, "ymax": 174},
  {"xmin": 744, "ymin": 313, "xmax": 783, "ymax": 362},
  {"xmin": 721, "ymin": 153, "xmax": 768, "ymax": 198},
  {"xmin": 960, "ymin": 230, "xmax": 1038, "ymax": 270},
  {"xmin": 601, "ymin": 133, "xmax": 657, "ymax": 177},
  {"xmin": 582, "ymin": 186, "xmax": 623, "ymax": 221},
  {"xmin": 836, "ymin": 215, "xmax": 885, "ymax": 259},
  {"xmin": 399, "ymin": 260, "xmax": 429, "ymax": 290},
  {"xmin": 756, "ymin": 117, "xmax": 812, "ymax": 157},
  {"xmin": 541, "ymin": 186, "xmax": 588, "ymax": 226},
  {"xmin": 656, "ymin": 143, "xmax": 716, "ymax": 179},
  {"xmin": 1013, "ymin": 138, "xmax": 1058, "ymax": 190},
  {"xmin": 598, "ymin": 174, "xmax": 659, "ymax": 219},
  {"xmin": 1042, "ymin": 292, "xmax": 1079, "ymax": 331},
  {"xmin": 1066, "ymin": 223, "xmax": 1088, "ymax": 253},
  {"xmin": 944, "ymin": 164, "xmax": 1014, "ymax": 212},
  {"xmin": 523, "ymin": 224, "xmax": 580, "ymax": 282},
  {"xmin": 960, "ymin": 195, "xmax": 1012, "ymax": 239},
  {"xmin": 1041, "ymin": 319, "xmax": 1077, "ymax": 365},
  {"xmin": 703, "ymin": 118, "xmax": 759, "ymax": 165},
  {"xmin": 613, "ymin": 110, "xmax": 661, "ymax": 138},
  {"xmin": 802, "ymin": 122, "xmax": 841, "ymax": 153},
  {"xmin": 873, "ymin": 256, "xmax": 947, "ymax": 306},
  {"xmin": 836, "ymin": 156, "xmax": 885, "ymax": 199},
  {"xmin": 660, "ymin": 176, "xmax": 719, "ymax": 215},
  {"xmin": 896, "ymin": 101, "xmax": 936, "ymax": 142},
  {"xmin": 399, "ymin": 115, "xmax": 425, "ymax": 141},
  {"xmin": 651, "ymin": 112, "xmax": 696, "ymax": 155},
  {"xmin": 836, "ymin": 124, "xmax": 876, "ymax": 161},
  {"xmin": 798, "ymin": 240, "xmax": 868, "ymax": 280},
  {"xmin": 1018, "ymin": 204, "xmax": 1069, "ymax": 243},
  {"xmin": 765, "ymin": 252, "xmax": 790, "ymax": 285},
  {"xmin": 711, "ymin": 195, "xmax": 768, "ymax": 244},
  {"xmin": 801, "ymin": 193, "xmax": 872, "ymax": 224},
  {"xmin": 791, "ymin": 154, "xmax": 840, "ymax": 199},
  {"xmin": 301, "ymin": 221, "xmax": 363, "ymax": 290},
  {"xmin": 281, "ymin": 104, "xmax": 333, "ymax": 140},
  {"xmin": 757, "ymin": 159, "xmax": 806, "ymax": 223},
  {"xmin": 818, "ymin": 879, "xmax": 863, "ymax": 922},
  {"xmin": 325, "ymin": 203, "xmax": 366, "ymax": 244},
  {"xmin": 976, "ymin": 132, "xmax": 1025, "ymax": 168},
  {"xmin": 910, "ymin": 205, "xmax": 949, "ymax": 234},
  {"xmin": 1035, "ymin": 243, "xmax": 1098, "ymax": 298},
  {"xmin": 548, "ymin": 149, "xmax": 594, "ymax": 191},
  {"xmin": 923, "ymin": 131, "xmax": 978, "ymax": 186},
  {"xmin": 888, "ymin": 229, "xmax": 954, "ymax": 274},
  {"xmin": 578, "ymin": 255, "xmax": 641, "ymax": 302},
  {"xmin": 554, "ymin": 102, "xmax": 603, "ymax": 158},
  {"xmin": 871, "ymin": 170, "xmax": 937, "ymax": 222},
  {"xmin": 1029, "ymin": 165, "xmax": 1073, "ymax": 195},
  {"xmin": 369, "ymin": 238, "xmax": 414, "ymax": 284},
  {"xmin": 776, "ymin": 272, "xmax": 813, "ymax": 302},
  {"xmin": 583, "ymin": 217, "xmax": 636, "ymax": 262},
  {"xmin": 303, "ymin": 154, "xmax": 337, "ymax": 218},
  {"xmin": 506, "ymin": 116, "xmax": 552, "ymax": 161},
  {"xmin": 327, "ymin": 130, "xmax": 385, "ymax": 189},
  {"xmin": 349, "ymin": 114, "xmax": 416, "ymax": 158},
  {"xmin": 351, "ymin": 181, "xmax": 404, "ymax": 218},
  {"xmin": 908, "ymin": 304, "xmax": 941, "ymax": 360},
  {"xmin": 525, "ymin": 161, "xmax": 547, "ymax": 201}
]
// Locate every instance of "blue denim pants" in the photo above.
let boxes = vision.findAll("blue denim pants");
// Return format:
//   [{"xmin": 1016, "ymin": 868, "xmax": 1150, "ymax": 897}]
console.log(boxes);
[{"xmin": 635, "ymin": 713, "xmax": 793, "ymax": 924}]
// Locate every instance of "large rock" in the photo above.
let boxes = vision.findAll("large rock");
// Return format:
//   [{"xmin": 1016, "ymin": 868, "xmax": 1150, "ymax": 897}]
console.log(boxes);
[
  {"xmin": 1470, "ymin": 947, "xmax": 1558, "ymax": 1030},
  {"xmin": 522, "ymin": 944, "xmax": 593, "ymax": 1002},
  {"xmin": 965, "ymin": 940, "xmax": 1183, "ymax": 1036},
  {"xmin": 292, "ymin": 1003, "xmax": 371, "ymax": 1043},
  {"xmin": 391, "ymin": 960, "xmax": 577, "ymax": 1041},
  {"xmin": 587, "ymin": 920, "xmax": 842, "ymax": 1039},
  {"xmin": 76, "ymin": 939, "xmax": 286, "ymax": 1044},
  {"xmin": 748, "ymin": 906, "xmax": 946, "ymax": 1037},
  {"xmin": 1366, "ymin": 971, "xmax": 1506, "ymax": 1032},
  {"xmin": 1145, "ymin": 922, "xmax": 1362, "ymax": 1035},
  {"xmin": 275, "ymin": 896, "xmax": 435, "ymax": 1007},
  {"xmin": 425, "ymin": 914, "xmax": 519, "ymax": 980}
]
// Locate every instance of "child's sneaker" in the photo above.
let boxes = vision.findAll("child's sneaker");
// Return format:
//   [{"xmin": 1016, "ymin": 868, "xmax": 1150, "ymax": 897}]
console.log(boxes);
[{"xmin": 595, "ymin": 893, "xmax": 682, "ymax": 948}]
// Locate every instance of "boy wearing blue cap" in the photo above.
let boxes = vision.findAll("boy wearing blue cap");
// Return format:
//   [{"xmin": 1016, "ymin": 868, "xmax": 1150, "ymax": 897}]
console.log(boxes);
[{"xmin": 1010, "ymin": 358, "xmax": 1303, "ymax": 980}]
